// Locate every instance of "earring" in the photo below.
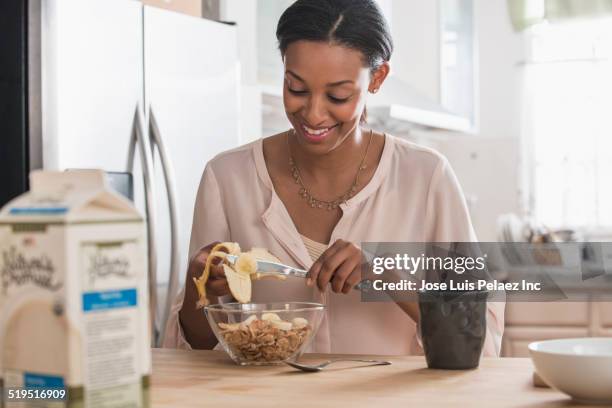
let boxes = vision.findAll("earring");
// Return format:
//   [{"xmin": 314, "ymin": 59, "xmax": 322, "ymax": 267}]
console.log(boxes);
[{"xmin": 370, "ymin": 88, "xmax": 379, "ymax": 94}]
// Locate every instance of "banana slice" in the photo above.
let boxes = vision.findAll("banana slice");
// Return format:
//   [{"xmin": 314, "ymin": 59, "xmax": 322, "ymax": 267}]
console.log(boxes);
[
  {"xmin": 241, "ymin": 315, "xmax": 258, "ymax": 327},
  {"xmin": 261, "ymin": 313, "xmax": 281, "ymax": 322},
  {"xmin": 223, "ymin": 264, "xmax": 251, "ymax": 304},
  {"xmin": 292, "ymin": 317, "xmax": 308, "ymax": 329},
  {"xmin": 270, "ymin": 320, "xmax": 292, "ymax": 331},
  {"xmin": 218, "ymin": 322, "xmax": 240, "ymax": 331}
]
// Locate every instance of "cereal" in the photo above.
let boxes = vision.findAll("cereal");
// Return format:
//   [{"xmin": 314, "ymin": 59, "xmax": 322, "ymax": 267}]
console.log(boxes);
[{"xmin": 218, "ymin": 315, "xmax": 312, "ymax": 363}]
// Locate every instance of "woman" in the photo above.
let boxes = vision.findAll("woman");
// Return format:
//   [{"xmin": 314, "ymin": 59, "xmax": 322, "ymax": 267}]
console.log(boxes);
[{"xmin": 164, "ymin": 0, "xmax": 504, "ymax": 355}]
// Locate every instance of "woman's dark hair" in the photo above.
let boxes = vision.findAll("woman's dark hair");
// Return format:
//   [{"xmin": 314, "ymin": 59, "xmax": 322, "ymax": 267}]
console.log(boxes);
[
  {"xmin": 276, "ymin": 0, "xmax": 393, "ymax": 123},
  {"xmin": 276, "ymin": 0, "xmax": 393, "ymax": 71}
]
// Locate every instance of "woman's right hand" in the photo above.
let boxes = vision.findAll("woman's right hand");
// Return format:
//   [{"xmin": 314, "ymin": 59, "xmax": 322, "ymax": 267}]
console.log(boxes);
[{"xmin": 187, "ymin": 241, "xmax": 231, "ymax": 298}]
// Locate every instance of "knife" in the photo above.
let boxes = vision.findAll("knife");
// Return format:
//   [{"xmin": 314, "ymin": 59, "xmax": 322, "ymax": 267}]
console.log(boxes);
[
  {"xmin": 224, "ymin": 254, "xmax": 308, "ymax": 278},
  {"xmin": 224, "ymin": 254, "xmax": 371, "ymax": 291}
]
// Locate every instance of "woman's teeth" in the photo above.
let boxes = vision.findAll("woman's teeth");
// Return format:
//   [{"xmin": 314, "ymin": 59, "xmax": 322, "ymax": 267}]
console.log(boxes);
[
  {"xmin": 302, "ymin": 124, "xmax": 335, "ymax": 136},
  {"xmin": 304, "ymin": 126, "xmax": 329, "ymax": 135}
]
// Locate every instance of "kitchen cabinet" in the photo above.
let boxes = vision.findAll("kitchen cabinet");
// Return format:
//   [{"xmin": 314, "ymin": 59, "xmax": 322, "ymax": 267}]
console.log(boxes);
[
  {"xmin": 593, "ymin": 302, "xmax": 612, "ymax": 335},
  {"xmin": 502, "ymin": 300, "xmax": 612, "ymax": 356},
  {"xmin": 142, "ymin": 0, "xmax": 203, "ymax": 17}
]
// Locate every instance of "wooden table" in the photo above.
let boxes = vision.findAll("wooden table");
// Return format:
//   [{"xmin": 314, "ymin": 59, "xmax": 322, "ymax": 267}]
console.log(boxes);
[{"xmin": 151, "ymin": 349, "xmax": 594, "ymax": 407}]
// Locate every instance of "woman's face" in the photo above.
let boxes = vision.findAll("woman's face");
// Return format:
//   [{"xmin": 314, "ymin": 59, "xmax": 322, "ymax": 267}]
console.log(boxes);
[{"xmin": 282, "ymin": 40, "xmax": 373, "ymax": 155}]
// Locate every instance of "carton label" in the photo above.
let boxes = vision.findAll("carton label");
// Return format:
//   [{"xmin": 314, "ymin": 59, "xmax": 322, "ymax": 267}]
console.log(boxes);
[
  {"xmin": 80, "ymin": 241, "xmax": 142, "ymax": 408},
  {"xmin": 82, "ymin": 289, "xmax": 137, "ymax": 312},
  {"xmin": 1, "ymin": 246, "xmax": 62, "ymax": 294},
  {"xmin": 9, "ymin": 207, "xmax": 69, "ymax": 215}
]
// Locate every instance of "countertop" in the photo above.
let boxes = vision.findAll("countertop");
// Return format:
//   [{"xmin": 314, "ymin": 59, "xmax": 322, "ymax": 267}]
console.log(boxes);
[{"xmin": 150, "ymin": 348, "xmax": 595, "ymax": 407}]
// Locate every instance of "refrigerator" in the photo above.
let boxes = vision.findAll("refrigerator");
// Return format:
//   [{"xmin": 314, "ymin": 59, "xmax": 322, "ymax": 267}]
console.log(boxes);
[{"xmin": 0, "ymin": 0, "xmax": 240, "ymax": 346}]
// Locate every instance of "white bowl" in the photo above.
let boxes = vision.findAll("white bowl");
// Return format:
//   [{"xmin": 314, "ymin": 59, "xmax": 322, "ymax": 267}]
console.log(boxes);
[{"xmin": 529, "ymin": 338, "xmax": 612, "ymax": 404}]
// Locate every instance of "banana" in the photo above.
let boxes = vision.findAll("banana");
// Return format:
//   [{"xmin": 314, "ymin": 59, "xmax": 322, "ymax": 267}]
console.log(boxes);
[
  {"xmin": 193, "ymin": 242, "xmax": 286, "ymax": 307},
  {"xmin": 223, "ymin": 264, "xmax": 252, "ymax": 304}
]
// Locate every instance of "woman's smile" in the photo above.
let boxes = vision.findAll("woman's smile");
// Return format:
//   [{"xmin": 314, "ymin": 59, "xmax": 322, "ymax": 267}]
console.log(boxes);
[{"xmin": 299, "ymin": 123, "xmax": 340, "ymax": 143}]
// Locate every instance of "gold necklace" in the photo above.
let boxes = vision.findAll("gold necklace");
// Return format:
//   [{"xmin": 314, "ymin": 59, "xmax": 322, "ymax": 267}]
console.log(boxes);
[{"xmin": 287, "ymin": 129, "xmax": 374, "ymax": 210}]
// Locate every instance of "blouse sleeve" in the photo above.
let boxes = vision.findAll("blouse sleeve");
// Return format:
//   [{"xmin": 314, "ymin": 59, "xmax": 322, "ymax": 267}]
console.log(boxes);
[
  {"xmin": 161, "ymin": 163, "xmax": 230, "ymax": 349},
  {"xmin": 417, "ymin": 157, "xmax": 505, "ymax": 357}
]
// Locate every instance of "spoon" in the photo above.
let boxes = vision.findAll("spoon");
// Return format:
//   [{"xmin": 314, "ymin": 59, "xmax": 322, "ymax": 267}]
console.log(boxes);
[{"xmin": 285, "ymin": 359, "xmax": 392, "ymax": 372}]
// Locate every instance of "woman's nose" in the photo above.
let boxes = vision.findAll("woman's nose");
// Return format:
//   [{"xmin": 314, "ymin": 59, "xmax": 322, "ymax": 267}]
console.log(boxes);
[{"xmin": 303, "ymin": 95, "xmax": 328, "ymax": 126}]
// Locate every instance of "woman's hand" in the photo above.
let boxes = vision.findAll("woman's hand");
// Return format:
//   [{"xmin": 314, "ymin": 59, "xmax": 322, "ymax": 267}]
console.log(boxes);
[
  {"xmin": 180, "ymin": 241, "xmax": 235, "ymax": 349},
  {"xmin": 187, "ymin": 241, "xmax": 230, "ymax": 298},
  {"xmin": 306, "ymin": 239, "xmax": 367, "ymax": 294}
]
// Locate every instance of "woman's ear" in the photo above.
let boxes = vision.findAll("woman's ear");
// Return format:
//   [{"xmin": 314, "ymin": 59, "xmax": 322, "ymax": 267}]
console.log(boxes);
[{"xmin": 368, "ymin": 62, "xmax": 390, "ymax": 94}]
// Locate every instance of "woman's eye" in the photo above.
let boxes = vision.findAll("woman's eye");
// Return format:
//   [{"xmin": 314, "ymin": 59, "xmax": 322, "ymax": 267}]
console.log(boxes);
[
  {"xmin": 288, "ymin": 88, "xmax": 308, "ymax": 95},
  {"xmin": 287, "ymin": 88, "xmax": 349, "ymax": 104},
  {"xmin": 328, "ymin": 95, "xmax": 350, "ymax": 104}
]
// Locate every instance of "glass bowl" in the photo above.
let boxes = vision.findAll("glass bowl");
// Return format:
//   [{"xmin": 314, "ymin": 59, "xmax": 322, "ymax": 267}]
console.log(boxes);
[{"xmin": 204, "ymin": 302, "xmax": 325, "ymax": 366}]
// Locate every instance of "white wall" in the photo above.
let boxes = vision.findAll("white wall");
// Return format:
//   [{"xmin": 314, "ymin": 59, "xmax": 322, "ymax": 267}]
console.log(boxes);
[
  {"xmin": 435, "ymin": 136, "xmax": 520, "ymax": 241},
  {"xmin": 438, "ymin": 0, "xmax": 525, "ymax": 240},
  {"xmin": 475, "ymin": 0, "xmax": 524, "ymax": 140},
  {"xmin": 390, "ymin": 0, "xmax": 440, "ymax": 102},
  {"xmin": 390, "ymin": 0, "xmax": 526, "ymax": 240},
  {"xmin": 221, "ymin": 0, "xmax": 262, "ymax": 143}
]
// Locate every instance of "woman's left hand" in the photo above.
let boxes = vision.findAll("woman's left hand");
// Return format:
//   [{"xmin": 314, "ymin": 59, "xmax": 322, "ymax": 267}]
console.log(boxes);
[{"xmin": 306, "ymin": 239, "xmax": 366, "ymax": 294}]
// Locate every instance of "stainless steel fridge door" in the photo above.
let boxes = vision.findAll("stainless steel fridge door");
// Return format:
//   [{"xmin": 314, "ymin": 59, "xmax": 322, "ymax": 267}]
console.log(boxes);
[
  {"xmin": 41, "ymin": 0, "xmax": 144, "ymax": 174},
  {"xmin": 143, "ymin": 6, "xmax": 240, "ymax": 345}
]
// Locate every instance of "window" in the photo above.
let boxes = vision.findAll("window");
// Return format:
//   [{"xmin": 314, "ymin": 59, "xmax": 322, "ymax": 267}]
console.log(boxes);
[
  {"xmin": 440, "ymin": 0, "xmax": 477, "ymax": 129},
  {"xmin": 523, "ymin": 18, "xmax": 612, "ymax": 230}
]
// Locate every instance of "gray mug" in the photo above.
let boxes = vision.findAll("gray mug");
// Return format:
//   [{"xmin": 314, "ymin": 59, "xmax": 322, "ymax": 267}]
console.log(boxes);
[{"xmin": 418, "ymin": 290, "xmax": 488, "ymax": 369}]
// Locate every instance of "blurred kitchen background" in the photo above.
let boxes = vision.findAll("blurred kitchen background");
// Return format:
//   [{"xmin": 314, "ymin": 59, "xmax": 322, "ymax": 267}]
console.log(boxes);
[{"xmin": 1, "ymin": 0, "xmax": 611, "ymax": 354}]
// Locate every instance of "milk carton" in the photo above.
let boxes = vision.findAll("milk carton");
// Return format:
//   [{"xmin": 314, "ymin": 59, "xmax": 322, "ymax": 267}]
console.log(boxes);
[{"xmin": 0, "ymin": 170, "xmax": 150, "ymax": 407}]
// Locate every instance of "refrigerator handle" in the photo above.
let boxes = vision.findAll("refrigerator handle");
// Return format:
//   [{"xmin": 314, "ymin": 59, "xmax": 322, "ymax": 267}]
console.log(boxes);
[
  {"xmin": 149, "ymin": 106, "xmax": 181, "ymax": 348},
  {"xmin": 128, "ymin": 104, "xmax": 160, "ymax": 347}
]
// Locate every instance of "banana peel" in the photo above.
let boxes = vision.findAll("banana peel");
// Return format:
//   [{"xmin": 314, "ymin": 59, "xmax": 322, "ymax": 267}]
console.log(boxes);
[{"xmin": 193, "ymin": 242, "xmax": 240, "ymax": 308}]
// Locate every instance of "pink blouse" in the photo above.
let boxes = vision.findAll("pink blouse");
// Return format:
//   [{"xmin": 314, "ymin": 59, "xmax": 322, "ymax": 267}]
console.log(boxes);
[{"xmin": 162, "ymin": 135, "xmax": 505, "ymax": 356}]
